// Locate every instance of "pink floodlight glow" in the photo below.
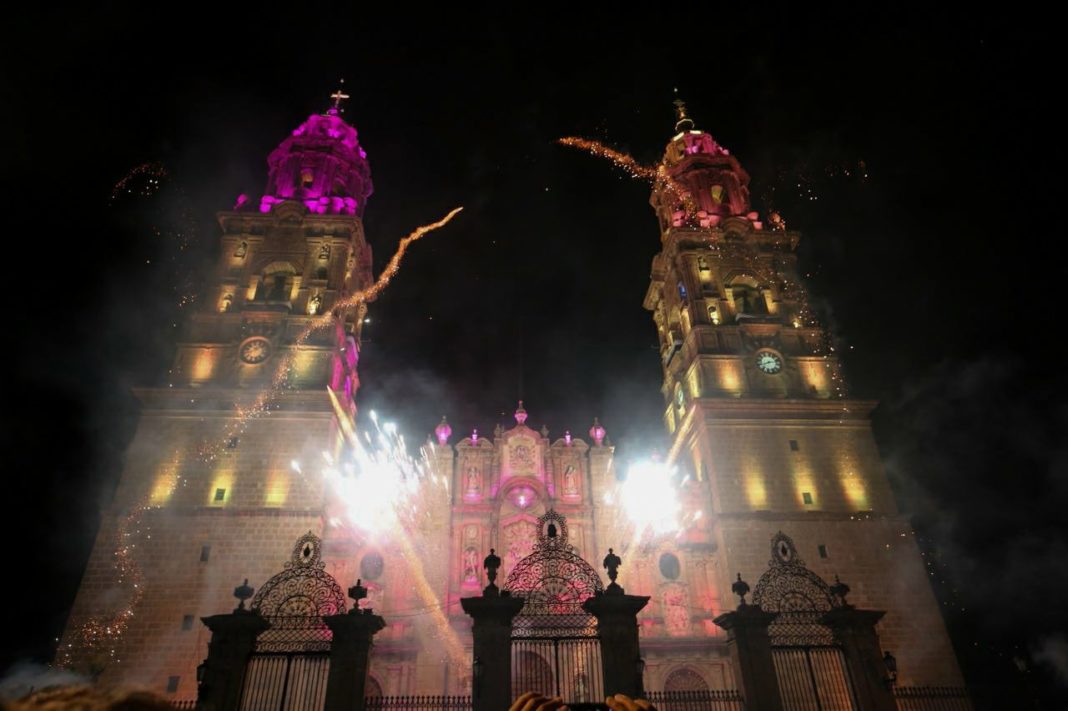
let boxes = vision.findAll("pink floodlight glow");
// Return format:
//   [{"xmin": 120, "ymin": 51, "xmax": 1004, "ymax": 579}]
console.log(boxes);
[{"xmin": 259, "ymin": 112, "xmax": 373, "ymax": 216}]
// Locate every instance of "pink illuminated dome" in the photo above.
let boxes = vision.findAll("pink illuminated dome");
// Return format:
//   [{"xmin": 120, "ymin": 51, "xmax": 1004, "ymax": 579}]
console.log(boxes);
[
  {"xmin": 435, "ymin": 417, "xmax": 452, "ymax": 445},
  {"xmin": 257, "ymin": 98, "xmax": 373, "ymax": 217},
  {"xmin": 589, "ymin": 418, "xmax": 606, "ymax": 447}
]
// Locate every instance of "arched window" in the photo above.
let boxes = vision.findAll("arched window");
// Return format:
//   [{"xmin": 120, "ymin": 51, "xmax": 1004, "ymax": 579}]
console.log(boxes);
[
  {"xmin": 677, "ymin": 282, "xmax": 688, "ymax": 300},
  {"xmin": 664, "ymin": 667, "xmax": 709, "ymax": 693},
  {"xmin": 674, "ymin": 383, "xmax": 686, "ymax": 418},
  {"xmin": 728, "ymin": 277, "xmax": 767, "ymax": 317},
  {"xmin": 256, "ymin": 262, "xmax": 297, "ymax": 302}
]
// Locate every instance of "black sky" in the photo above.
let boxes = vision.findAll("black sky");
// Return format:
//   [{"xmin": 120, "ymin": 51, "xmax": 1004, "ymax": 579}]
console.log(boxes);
[{"xmin": 3, "ymin": 6, "xmax": 1065, "ymax": 708}]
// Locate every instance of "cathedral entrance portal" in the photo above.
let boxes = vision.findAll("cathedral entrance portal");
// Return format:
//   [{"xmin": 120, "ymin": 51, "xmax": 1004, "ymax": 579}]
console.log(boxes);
[
  {"xmin": 504, "ymin": 510, "xmax": 604, "ymax": 704},
  {"xmin": 753, "ymin": 532, "xmax": 859, "ymax": 711}
]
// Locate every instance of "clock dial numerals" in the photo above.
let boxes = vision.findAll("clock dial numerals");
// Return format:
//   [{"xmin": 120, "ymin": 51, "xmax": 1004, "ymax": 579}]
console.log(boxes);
[
  {"xmin": 240, "ymin": 338, "xmax": 271, "ymax": 364},
  {"xmin": 756, "ymin": 350, "xmax": 783, "ymax": 375}
]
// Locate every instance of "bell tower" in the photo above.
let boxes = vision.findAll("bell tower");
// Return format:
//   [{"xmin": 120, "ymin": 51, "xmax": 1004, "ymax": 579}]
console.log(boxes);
[
  {"xmin": 643, "ymin": 101, "xmax": 964, "ymax": 686},
  {"xmin": 58, "ymin": 93, "xmax": 376, "ymax": 696}
]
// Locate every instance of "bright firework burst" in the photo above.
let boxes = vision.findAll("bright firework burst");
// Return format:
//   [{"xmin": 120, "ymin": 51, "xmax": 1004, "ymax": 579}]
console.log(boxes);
[{"xmin": 619, "ymin": 459, "xmax": 682, "ymax": 536}]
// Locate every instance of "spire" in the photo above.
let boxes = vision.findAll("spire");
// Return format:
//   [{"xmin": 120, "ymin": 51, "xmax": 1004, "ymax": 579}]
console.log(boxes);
[
  {"xmin": 673, "ymin": 88, "xmax": 695, "ymax": 133},
  {"xmin": 328, "ymin": 78, "xmax": 350, "ymax": 117}
]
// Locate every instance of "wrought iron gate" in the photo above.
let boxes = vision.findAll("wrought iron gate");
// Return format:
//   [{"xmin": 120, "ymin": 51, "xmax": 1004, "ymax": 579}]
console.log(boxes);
[
  {"xmin": 504, "ymin": 511, "xmax": 605, "ymax": 704},
  {"xmin": 754, "ymin": 532, "xmax": 859, "ymax": 711},
  {"xmin": 238, "ymin": 532, "xmax": 348, "ymax": 711}
]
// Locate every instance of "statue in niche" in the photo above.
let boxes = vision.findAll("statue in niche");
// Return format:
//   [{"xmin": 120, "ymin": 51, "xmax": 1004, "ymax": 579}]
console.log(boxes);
[
  {"xmin": 465, "ymin": 465, "xmax": 481, "ymax": 493},
  {"xmin": 318, "ymin": 244, "xmax": 331, "ymax": 260},
  {"xmin": 463, "ymin": 547, "xmax": 478, "ymax": 583},
  {"xmin": 307, "ymin": 294, "xmax": 322, "ymax": 315},
  {"xmin": 563, "ymin": 464, "xmax": 579, "ymax": 494},
  {"xmin": 503, "ymin": 520, "xmax": 537, "ymax": 578},
  {"xmin": 233, "ymin": 241, "xmax": 248, "ymax": 259},
  {"xmin": 220, "ymin": 294, "xmax": 233, "ymax": 313},
  {"xmin": 664, "ymin": 585, "xmax": 690, "ymax": 636},
  {"xmin": 511, "ymin": 443, "xmax": 534, "ymax": 473}
]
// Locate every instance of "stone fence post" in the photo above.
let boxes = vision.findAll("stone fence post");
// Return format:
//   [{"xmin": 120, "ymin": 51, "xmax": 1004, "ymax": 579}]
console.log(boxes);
[
  {"xmin": 583, "ymin": 589, "xmax": 650, "ymax": 699},
  {"xmin": 197, "ymin": 580, "xmax": 270, "ymax": 711},
  {"xmin": 461, "ymin": 590, "xmax": 525, "ymax": 711},
  {"xmin": 820, "ymin": 607, "xmax": 896, "ymax": 711},
  {"xmin": 713, "ymin": 604, "xmax": 784, "ymax": 711}
]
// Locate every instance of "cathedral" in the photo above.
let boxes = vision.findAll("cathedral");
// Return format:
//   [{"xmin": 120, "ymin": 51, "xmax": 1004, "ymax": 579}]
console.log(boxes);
[{"xmin": 58, "ymin": 95, "xmax": 964, "ymax": 703}]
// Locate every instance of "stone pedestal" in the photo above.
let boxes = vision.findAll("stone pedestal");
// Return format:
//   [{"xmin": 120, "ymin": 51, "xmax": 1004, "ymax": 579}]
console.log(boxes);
[
  {"xmin": 713, "ymin": 605, "xmax": 783, "ymax": 711},
  {"xmin": 461, "ymin": 593, "xmax": 526, "ymax": 711},
  {"xmin": 198, "ymin": 610, "xmax": 271, "ymax": 711},
  {"xmin": 820, "ymin": 607, "xmax": 895, "ymax": 711},
  {"xmin": 582, "ymin": 591, "xmax": 650, "ymax": 699},
  {"xmin": 323, "ymin": 610, "xmax": 387, "ymax": 711}
]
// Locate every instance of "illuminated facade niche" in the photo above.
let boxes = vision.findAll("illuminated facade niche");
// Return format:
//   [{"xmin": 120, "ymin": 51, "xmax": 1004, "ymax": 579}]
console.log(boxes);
[{"xmin": 640, "ymin": 102, "xmax": 964, "ymax": 686}]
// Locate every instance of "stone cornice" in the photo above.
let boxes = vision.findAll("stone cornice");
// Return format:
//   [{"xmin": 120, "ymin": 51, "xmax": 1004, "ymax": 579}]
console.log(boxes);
[{"xmin": 132, "ymin": 386, "xmax": 335, "ymax": 414}]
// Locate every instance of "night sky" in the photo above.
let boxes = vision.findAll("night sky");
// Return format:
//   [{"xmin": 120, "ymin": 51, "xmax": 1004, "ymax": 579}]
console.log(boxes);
[{"xmin": 4, "ymin": 6, "xmax": 1065, "ymax": 708}]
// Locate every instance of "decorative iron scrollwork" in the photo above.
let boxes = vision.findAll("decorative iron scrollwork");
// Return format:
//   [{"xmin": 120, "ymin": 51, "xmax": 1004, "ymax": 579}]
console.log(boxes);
[
  {"xmin": 504, "ymin": 510, "xmax": 603, "ymax": 637},
  {"xmin": 752, "ymin": 531, "xmax": 836, "ymax": 613},
  {"xmin": 752, "ymin": 531, "xmax": 841, "ymax": 647},
  {"xmin": 251, "ymin": 532, "xmax": 347, "ymax": 618}
]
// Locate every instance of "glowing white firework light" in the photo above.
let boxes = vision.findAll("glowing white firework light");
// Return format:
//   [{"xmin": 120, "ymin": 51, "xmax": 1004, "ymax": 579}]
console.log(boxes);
[{"xmin": 620, "ymin": 459, "xmax": 681, "ymax": 534}]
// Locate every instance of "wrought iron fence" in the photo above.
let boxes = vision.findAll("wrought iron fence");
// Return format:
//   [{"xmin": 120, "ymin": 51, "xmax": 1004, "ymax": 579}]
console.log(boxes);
[
  {"xmin": 365, "ymin": 695, "xmax": 472, "ymax": 711},
  {"xmin": 773, "ymin": 646, "xmax": 857, "ymax": 711},
  {"xmin": 893, "ymin": 686, "xmax": 973, "ymax": 711},
  {"xmin": 238, "ymin": 615, "xmax": 331, "ymax": 711},
  {"xmin": 255, "ymin": 614, "xmax": 333, "ymax": 653},
  {"xmin": 644, "ymin": 689, "xmax": 747, "ymax": 711},
  {"xmin": 511, "ymin": 636, "xmax": 604, "ymax": 703},
  {"xmin": 240, "ymin": 652, "xmax": 329, "ymax": 711}
]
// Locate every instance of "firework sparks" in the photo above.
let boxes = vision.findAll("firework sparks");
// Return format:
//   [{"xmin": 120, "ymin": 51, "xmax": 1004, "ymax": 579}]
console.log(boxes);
[
  {"xmin": 60, "ymin": 451, "xmax": 187, "ymax": 670},
  {"xmin": 557, "ymin": 137, "xmax": 696, "ymax": 215},
  {"xmin": 199, "ymin": 207, "xmax": 464, "ymax": 461},
  {"xmin": 323, "ymin": 399, "xmax": 466, "ymax": 667}
]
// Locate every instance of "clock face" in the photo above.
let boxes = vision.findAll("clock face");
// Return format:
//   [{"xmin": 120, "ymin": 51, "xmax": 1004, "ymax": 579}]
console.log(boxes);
[
  {"xmin": 239, "ymin": 338, "xmax": 271, "ymax": 365},
  {"xmin": 756, "ymin": 350, "xmax": 783, "ymax": 375}
]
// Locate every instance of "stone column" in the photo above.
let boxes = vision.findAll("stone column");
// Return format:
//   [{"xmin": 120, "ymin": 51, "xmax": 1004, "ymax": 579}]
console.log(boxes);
[
  {"xmin": 582, "ymin": 591, "xmax": 650, "ymax": 699},
  {"xmin": 198, "ymin": 610, "xmax": 270, "ymax": 711},
  {"xmin": 461, "ymin": 593, "xmax": 525, "ymax": 711},
  {"xmin": 820, "ymin": 607, "xmax": 895, "ymax": 711},
  {"xmin": 713, "ymin": 605, "xmax": 784, "ymax": 711},
  {"xmin": 322, "ymin": 609, "xmax": 387, "ymax": 711}
]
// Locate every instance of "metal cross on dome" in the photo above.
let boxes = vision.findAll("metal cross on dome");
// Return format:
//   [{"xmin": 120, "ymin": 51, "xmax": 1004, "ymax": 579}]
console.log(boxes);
[{"xmin": 329, "ymin": 79, "xmax": 350, "ymax": 115}]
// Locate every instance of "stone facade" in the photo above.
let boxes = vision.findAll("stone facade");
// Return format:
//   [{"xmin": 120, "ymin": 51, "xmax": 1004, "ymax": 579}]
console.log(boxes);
[{"xmin": 59, "ymin": 103, "xmax": 963, "ymax": 702}]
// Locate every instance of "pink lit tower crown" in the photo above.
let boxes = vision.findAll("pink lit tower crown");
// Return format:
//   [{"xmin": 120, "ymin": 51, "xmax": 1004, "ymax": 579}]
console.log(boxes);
[{"xmin": 256, "ymin": 86, "xmax": 374, "ymax": 217}]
